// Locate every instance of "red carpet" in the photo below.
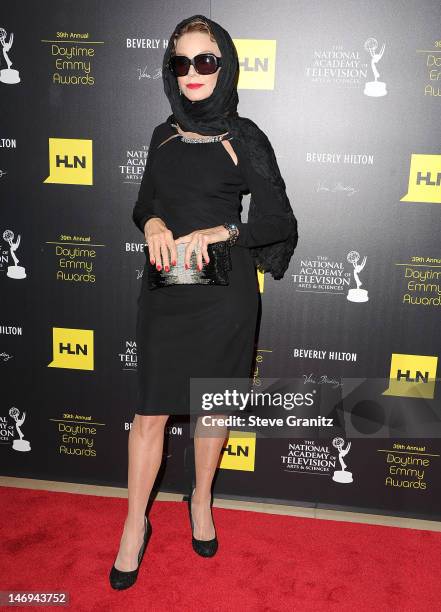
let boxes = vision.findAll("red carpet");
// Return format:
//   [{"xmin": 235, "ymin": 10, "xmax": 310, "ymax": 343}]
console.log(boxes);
[{"xmin": 0, "ymin": 486, "xmax": 440, "ymax": 611}]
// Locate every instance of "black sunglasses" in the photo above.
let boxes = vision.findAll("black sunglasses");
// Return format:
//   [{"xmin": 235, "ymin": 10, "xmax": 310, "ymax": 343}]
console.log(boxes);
[{"xmin": 167, "ymin": 53, "xmax": 222, "ymax": 77}]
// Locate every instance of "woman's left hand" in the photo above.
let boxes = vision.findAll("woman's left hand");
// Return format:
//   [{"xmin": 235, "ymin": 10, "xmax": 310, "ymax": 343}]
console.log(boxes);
[{"xmin": 174, "ymin": 225, "xmax": 230, "ymax": 270}]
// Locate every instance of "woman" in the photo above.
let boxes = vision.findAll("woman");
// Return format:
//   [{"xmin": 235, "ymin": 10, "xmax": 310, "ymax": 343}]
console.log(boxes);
[{"xmin": 109, "ymin": 14, "xmax": 298, "ymax": 590}]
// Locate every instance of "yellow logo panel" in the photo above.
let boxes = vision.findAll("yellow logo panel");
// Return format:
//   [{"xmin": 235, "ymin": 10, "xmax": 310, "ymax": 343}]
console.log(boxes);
[
  {"xmin": 220, "ymin": 431, "xmax": 256, "ymax": 471},
  {"xmin": 400, "ymin": 154, "xmax": 441, "ymax": 203},
  {"xmin": 382, "ymin": 353, "xmax": 438, "ymax": 399},
  {"xmin": 233, "ymin": 39, "xmax": 276, "ymax": 90},
  {"xmin": 48, "ymin": 327, "xmax": 94, "ymax": 370},
  {"xmin": 257, "ymin": 269, "xmax": 264, "ymax": 293},
  {"xmin": 44, "ymin": 138, "xmax": 93, "ymax": 185}
]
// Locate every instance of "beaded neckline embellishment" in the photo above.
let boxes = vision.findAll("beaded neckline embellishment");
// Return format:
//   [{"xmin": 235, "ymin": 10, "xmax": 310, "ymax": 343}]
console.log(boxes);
[{"xmin": 170, "ymin": 122, "xmax": 229, "ymax": 143}]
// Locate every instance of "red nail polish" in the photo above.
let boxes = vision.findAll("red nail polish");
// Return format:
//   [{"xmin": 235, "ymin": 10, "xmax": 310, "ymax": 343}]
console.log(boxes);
[
  {"xmin": 172, "ymin": 260, "xmax": 176, "ymax": 266},
  {"xmin": 165, "ymin": 266, "xmax": 169, "ymax": 272},
  {"xmin": 156, "ymin": 265, "xmax": 162, "ymax": 271},
  {"xmin": 197, "ymin": 264, "xmax": 202, "ymax": 271},
  {"xmin": 185, "ymin": 263, "xmax": 188, "ymax": 270},
  {"xmin": 150, "ymin": 259, "xmax": 155, "ymax": 265}
]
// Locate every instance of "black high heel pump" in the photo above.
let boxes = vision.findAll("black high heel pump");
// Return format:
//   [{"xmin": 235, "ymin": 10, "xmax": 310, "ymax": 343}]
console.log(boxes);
[
  {"xmin": 109, "ymin": 516, "xmax": 152, "ymax": 590},
  {"xmin": 187, "ymin": 487, "xmax": 218, "ymax": 557}
]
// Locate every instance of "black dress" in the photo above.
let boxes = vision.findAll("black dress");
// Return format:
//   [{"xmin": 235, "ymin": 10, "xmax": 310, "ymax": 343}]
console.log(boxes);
[{"xmin": 132, "ymin": 119, "xmax": 289, "ymax": 416}]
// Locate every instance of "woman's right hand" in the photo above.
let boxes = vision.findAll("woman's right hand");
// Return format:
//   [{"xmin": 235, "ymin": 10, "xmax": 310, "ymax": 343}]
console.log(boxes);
[{"xmin": 144, "ymin": 217, "xmax": 177, "ymax": 271}]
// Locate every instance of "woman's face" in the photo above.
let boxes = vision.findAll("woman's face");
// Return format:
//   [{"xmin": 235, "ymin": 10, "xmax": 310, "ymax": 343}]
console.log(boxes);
[{"xmin": 175, "ymin": 31, "xmax": 221, "ymax": 102}]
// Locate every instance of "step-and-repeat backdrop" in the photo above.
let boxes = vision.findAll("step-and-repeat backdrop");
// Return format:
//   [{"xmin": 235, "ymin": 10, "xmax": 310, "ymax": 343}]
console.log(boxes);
[{"xmin": 2, "ymin": 1, "xmax": 440, "ymax": 521}]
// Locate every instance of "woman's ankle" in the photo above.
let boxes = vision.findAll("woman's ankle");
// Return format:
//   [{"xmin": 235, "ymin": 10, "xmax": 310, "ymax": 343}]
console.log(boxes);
[
  {"xmin": 124, "ymin": 514, "xmax": 146, "ymax": 531},
  {"xmin": 192, "ymin": 487, "xmax": 211, "ymax": 504}
]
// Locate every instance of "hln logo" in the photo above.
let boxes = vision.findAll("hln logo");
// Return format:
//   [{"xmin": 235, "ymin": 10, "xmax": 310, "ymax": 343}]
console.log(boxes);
[
  {"xmin": 224, "ymin": 443, "xmax": 249, "ymax": 457},
  {"xmin": 397, "ymin": 369, "xmax": 430, "ymax": 383},
  {"xmin": 56, "ymin": 154, "xmax": 87, "ymax": 169},
  {"xmin": 383, "ymin": 353, "xmax": 438, "ymax": 399},
  {"xmin": 220, "ymin": 431, "xmax": 256, "ymax": 471},
  {"xmin": 59, "ymin": 341, "xmax": 88, "ymax": 356},
  {"xmin": 48, "ymin": 327, "xmax": 94, "ymax": 371},
  {"xmin": 44, "ymin": 138, "xmax": 93, "ymax": 185},
  {"xmin": 241, "ymin": 56, "xmax": 269, "ymax": 72},
  {"xmin": 416, "ymin": 171, "xmax": 441, "ymax": 186},
  {"xmin": 233, "ymin": 39, "xmax": 276, "ymax": 90},
  {"xmin": 400, "ymin": 154, "xmax": 441, "ymax": 203}
]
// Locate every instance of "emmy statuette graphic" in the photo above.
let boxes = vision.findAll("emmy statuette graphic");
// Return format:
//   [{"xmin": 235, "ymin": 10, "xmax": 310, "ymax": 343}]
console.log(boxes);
[
  {"xmin": 363, "ymin": 37, "xmax": 387, "ymax": 97},
  {"xmin": 0, "ymin": 28, "xmax": 20, "ymax": 84},
  {"xmin": 9, "ymin": 407, "xmax": 31, "ymax": 452},
  {"xmin": 3, "ymin": 229, "xmax": 27, "ymax": 279},
  {"xmin": 346, "ymin": 250, "xmax": 368, "ymax": 302},
  {"xmin": 332, "ymin": 437, "xmax": 353, "ymax": 483}
]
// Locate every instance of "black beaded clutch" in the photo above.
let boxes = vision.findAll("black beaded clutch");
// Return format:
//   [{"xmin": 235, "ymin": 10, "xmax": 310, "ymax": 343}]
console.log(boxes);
[{"xmin": 145, "ymin": 241, "xmax": 232, "ymax": 290}]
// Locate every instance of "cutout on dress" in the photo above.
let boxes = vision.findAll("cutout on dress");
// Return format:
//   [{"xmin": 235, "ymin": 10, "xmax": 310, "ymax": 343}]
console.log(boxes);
[{"xmin": 221, "ymin": 138, "xmax": 239, "ymax": 167}]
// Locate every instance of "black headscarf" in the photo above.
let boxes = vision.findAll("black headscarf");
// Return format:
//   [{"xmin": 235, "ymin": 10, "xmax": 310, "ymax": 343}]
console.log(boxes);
[
  {"xmin": 161, "ymin": 14, "xmax": 298, "ymax": 280},
  {"xmin": 162, "ymin": 14, "xmax": 239, "ymax": 136}
]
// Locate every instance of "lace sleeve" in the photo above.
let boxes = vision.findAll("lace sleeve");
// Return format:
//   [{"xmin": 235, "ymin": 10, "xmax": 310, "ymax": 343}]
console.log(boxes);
[
  {"xmin": 232, "ymin": 127, "xmax": 299, "ymax": 280},
  {"xmin": 234, "ymin": 148, "xmax": 295, "ymax": 249}
]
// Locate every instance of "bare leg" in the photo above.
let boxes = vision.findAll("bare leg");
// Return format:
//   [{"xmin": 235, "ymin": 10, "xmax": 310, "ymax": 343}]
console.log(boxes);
[
  {"xmin": 113, "ymin": 413, "xmax": 169, "ymax": 571},
  {"xmin": 191, "ymin": 415, "xmax": 228, "ymax": 540}
]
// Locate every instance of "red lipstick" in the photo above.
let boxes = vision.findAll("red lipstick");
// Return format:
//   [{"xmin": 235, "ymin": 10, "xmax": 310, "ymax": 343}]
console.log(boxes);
[{"xmin": 187, "ymin": 83, "xmax": 204, "ymax": 89}]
